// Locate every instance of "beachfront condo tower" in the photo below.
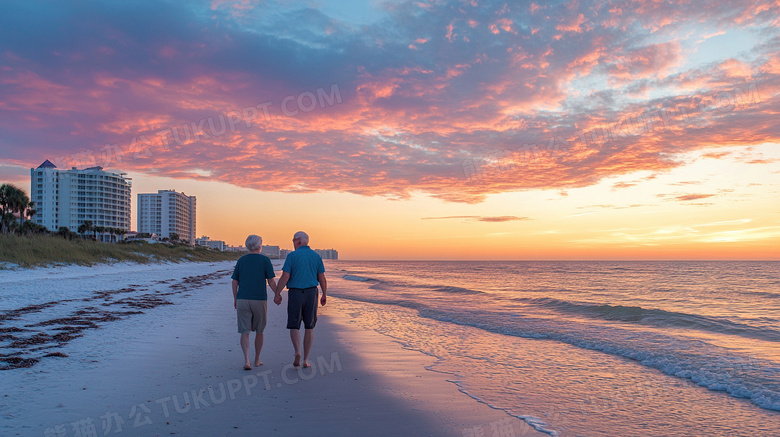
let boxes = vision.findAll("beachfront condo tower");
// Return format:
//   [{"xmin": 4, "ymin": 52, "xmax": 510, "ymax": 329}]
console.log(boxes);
[
  {"xmin": 315, "ymin": 249, "xmax": 339, "ymax": 260},
  {"xmin": 30, "ymin": 160, "xmax": 132, "ymax": 236},
  {"xmin": 137, "ymin": 190, "xmax": 196, "ymax": 244}
]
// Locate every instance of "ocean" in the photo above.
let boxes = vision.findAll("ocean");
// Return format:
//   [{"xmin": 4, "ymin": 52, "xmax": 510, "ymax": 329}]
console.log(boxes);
[{"xmin": 326, "ymin": 260, "xmax": 780, "ymax": 437}]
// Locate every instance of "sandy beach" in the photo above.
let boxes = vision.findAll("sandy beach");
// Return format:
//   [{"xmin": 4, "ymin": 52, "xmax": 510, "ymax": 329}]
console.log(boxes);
[{"xmin": 0, "ymin": 260, "xmax": 543, "ymax": 437}]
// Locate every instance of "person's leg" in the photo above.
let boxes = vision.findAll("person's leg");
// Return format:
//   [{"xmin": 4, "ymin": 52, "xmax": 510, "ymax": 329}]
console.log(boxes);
[
  {"xmin": 254, "ymin": 332, "xmax": 264, "ymax": 366},
  {"xmin": 252, "ymin": 300, "xmax": 267, "ymax": 366},
  {"xmin": 302, "ymin": 329, "xmax": 313, "ymax": 368},
  {"xmin": 301, "ymin": 287, "xmax": 318, "ymax": 368},
  {"xmin": 289, "ymin": 329, "xmax": 301, "ymax": 366},
  {"xmin": 287, "ymin": 290, "xmax": 304, "ymax": 366},
  {"xmin": 236, "ymin": 299, "xmax": 253, "ymax": 370},
  {"xmin": 240, "ymin": 332, "xmax": 251, "ymax": 370}
]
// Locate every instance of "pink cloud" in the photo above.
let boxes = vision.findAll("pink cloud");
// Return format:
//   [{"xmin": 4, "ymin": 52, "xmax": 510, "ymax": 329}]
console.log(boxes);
[
  {"xmin": 556, "ymin": 13, "xmax": 587, "ymax": 33},
  {"xmin": 607, "ymin": 42, "xmax": 683, "ymax": 81},
  {"xmin": 673, "ymin": 194, "xmax": 717, "ymax": 201},
  {"xmin": 2, "ymin": 0, "xmax": 779, "ymax": 206}
]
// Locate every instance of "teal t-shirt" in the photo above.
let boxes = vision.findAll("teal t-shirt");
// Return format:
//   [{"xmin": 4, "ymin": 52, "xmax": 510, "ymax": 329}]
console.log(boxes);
[
  {"xmin": 281, "ymin": 246, "xmax": 325, "ymax": 289},
  {"xmin": 231, "ymin": 253, "xmax": 275, "ymax": 300}
]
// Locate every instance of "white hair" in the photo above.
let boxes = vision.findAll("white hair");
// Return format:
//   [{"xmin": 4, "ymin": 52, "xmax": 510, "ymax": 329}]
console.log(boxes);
[
  {"xmin": 245, "ymin": 235, "xmax": 263, "ymax": 251},
  {"xmin": 293, "ymin": 231, "xmax": 309, "ymax": 245}
]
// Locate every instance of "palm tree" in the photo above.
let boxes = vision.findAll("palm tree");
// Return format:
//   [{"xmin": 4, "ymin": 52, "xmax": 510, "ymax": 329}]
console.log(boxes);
[
  {"xmin": 1, "ymin": 212, "xmax": 16, "ymax": 233},
  {"xmin": 93, "ymin": 225, "xmax": 105, "ymax": 241},
  {"xmin": 57, "ymin": 226, "xmax": 72, "ymax": 239},
  {"xmin": 25, "ymin": 201, "xmax": 36, "ymax": 221},
  {"xmin": 0, "ymin": 184, "xmax": 30, "ymax": 235},
  {"xmin": 21, "ymin": 201, "xmax": 37, "ymax": 235},
  {"xmin": 0, "ymin": 183, "xmax": 24, "ymax": 234},
  {"xmin": 12, "ymin": 189, "xmax": 28, "ymax": 235},
  {"xmin": 78, "ymin": 220, "xmax": 93, "ymax": 238},
  {"xmin": 18, "ymin": 199, "xmax": 34, "ymax": 233},
  {"xmin": 21, "ymin": 220, "xmax": 44, "ymax": 235},
  {"xmin": 0, "ymin": 184, "xmax": 10, "ymax": 234}
]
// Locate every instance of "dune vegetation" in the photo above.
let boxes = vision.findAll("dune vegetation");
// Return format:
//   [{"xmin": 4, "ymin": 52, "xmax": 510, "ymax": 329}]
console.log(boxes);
[{"xmin": 0, "ymin": 234, "xmax": 241, "ymax": 269}]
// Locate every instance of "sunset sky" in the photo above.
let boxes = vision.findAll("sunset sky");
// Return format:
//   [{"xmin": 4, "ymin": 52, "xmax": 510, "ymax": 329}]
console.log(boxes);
[{"xmin": 1, "ymin": 0, "xmax": 778, "ymax": 259}]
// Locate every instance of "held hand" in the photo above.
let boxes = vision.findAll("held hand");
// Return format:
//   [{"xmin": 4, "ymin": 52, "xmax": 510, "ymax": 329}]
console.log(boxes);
[
  {"xmin": 274, "ymin": 294, "xmax": 282, "ymax": 306},
  {"xmin": 320, "ymin": 295, "xmax": 327, "ymax": 306}
]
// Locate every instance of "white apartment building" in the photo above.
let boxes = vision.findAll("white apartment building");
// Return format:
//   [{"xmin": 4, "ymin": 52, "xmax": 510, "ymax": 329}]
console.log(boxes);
[
  {"xmin": 195, "ymin": 236, "xmax": 225, "ymax": 251},
  {"xmin": 137, "ymin": 190, "xmax": 196, "ymax": 244},
  {"xmin": 30, "ymin": 160, "xmax": 132, "ymax": 233},
  {"xmin": 315, "ymin": 249, "xmax": 339, "ymax": 260},
  {"xmin": 261, "ymin": 245, "xmax": 280, "ymax": 258}
]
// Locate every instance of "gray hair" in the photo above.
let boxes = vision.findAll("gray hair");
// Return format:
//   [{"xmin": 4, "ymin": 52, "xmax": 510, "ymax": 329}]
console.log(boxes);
[
  {"xmin": 293, "ymin": 231, "xmax": 309, "ymax": 245},
  {"xmin": 245, "ymin": 235, "xmax": 263, "ymax": 251}
]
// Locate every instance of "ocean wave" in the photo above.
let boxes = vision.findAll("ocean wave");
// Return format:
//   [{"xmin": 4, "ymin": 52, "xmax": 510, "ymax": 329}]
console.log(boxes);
[
  {"xmin": 355, "ymin": 278, "xmax": 485, "ymax": 296},
  {"xmin": 449, "ymin": 385, "xmax": 559, "ymax": 436},
  {"xmin": 342, "ymin": 274, "xmax": 375, "ymax": 282},
  {"xmin": 330, "ymin": 262, "xmax": 780, "ymax": 413},
  {"xmin": 519, "ymin": 297, "xmax": 780, "ymax": 342},
  {"xmin": 428, "ymin": 285, "xmax": 484, "ymax": 295},
  {"xmin": 425, "ymin": 307, "xmax": 780, "ymax": 412},
  {"xmin": 748, "ymin": 290, "xmax": 780, "ymax": 299},
  {"xmin": 334, "ymin": 291, "xmax": 780, "ymax": 413}
]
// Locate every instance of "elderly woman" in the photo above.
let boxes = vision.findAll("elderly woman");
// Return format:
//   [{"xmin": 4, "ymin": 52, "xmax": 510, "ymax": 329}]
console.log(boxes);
[{"xmin": 231, "ymin": 235, "xmax": 277, "ymax": 370}]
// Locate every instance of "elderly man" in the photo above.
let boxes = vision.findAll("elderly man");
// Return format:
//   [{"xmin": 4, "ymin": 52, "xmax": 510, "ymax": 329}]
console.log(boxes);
[
  {"xmin": 231, "ymin": 235, "xmax": 277, "ymax": 370},
  {"xmin": 273, "ymin": 231, "xmax": 327, "ymax": 368}
]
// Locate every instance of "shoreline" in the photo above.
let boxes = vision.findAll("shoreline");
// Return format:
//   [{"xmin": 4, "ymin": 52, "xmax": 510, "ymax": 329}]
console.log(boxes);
[{"xmin": 0, "ymin": 261, "xmax": 541, "ymax": 436}]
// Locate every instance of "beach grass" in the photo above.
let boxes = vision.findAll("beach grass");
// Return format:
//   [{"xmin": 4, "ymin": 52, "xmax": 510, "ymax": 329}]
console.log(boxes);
[{"xmin": 0, "ymin": 234, "xmax": 242, "ymax": 269}]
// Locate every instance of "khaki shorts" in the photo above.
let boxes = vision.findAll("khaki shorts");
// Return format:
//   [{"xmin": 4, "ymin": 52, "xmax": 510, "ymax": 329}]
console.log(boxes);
[{"xmin": 237, "ymin": 299, "xmax": 268, "ymax": 334}]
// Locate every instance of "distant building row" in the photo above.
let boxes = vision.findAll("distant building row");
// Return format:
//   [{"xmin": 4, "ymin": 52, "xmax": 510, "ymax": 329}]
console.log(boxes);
[
  {"xmin": 31, "ymin": 160, "xmax": 338, "ymax": 255},
  {"xmin": 31, "ymin": 160, "xmax": 195, "ymax": 243},
  {"xmin": 279, "ymin": 248, "xmax": 338, "ymax": 260},
  {"xmin": 314, "ymin": 249, "xmax": 339, "ymax": 260},
  {"xmin": 194, "ymin": 238, "xmax": 339, "ymax": 259}
]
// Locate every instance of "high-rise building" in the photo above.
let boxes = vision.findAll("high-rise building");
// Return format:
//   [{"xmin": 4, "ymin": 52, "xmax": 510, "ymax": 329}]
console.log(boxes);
[
  {"xmin": 137, "ymin": 190, "xmax": 196, "ymax": 244},
  {"xmin": 261, "ymin": 245, "xmax": 280, "ymax": 258},
  {"xmin": 315, "ymin": 249, "xmax": 339, "ymax": 260},
  {"xmin": 30, "ymin": 160, "xmax": 132, "ymax": 235}
]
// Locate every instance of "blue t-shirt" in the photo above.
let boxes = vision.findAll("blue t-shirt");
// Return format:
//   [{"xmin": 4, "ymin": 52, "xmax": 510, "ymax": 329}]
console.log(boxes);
[
  {"xmin": 282, "ymin": 246, "xmax": 325, "ymax": 289},
  {"xmin": 231, "ymin": 253, "xmax": 275, "ymax": 300}
]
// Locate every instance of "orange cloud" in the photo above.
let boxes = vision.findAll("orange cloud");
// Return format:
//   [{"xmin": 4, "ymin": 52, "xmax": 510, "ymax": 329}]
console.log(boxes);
[
  {"xmin": 422, "ymin": 215, "xmax": 531, "ymax": 222},
  {"xmin": 671, "ymin": 194, "xmax": 717, "ymax": 201}
]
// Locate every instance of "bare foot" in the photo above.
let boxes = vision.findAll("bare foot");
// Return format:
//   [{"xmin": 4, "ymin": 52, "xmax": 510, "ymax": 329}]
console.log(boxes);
[
  {"xmin": 243, "ymin": 363, "xmax": 252, "ymax": 370},
  {"xmin": 302, "ymin": 361, "xmax": 311, "ymax": 368},
  {"xmin": 293, "ymin": 353, "xmax": 301, "ymax": 367},
  {"xmin": 254, "ymin": 360, "xmax": 264, "ymax": 367}
]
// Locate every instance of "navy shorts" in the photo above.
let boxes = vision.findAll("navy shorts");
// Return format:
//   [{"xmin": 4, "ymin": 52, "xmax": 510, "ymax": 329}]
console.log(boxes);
[{"xmin": 287, "ymin": 286, "xmax": 319, "ymax": 329}]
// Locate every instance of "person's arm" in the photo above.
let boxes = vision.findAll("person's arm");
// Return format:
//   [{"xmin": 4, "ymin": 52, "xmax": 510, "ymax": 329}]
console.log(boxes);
[
  {"xmin": 232, "ymin": 279, "xmax": 239, "ymax": 309},
  {"xmin": 274, "ymin": 271, "xmax": 290, "ymax": 305},
  {"xmin": 317, "ymin": 272, "xmax": 327, "ymax": 306},
  {"xmin": 267, "ymin": 277, "xmax": 278, "ymax": 301}
]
